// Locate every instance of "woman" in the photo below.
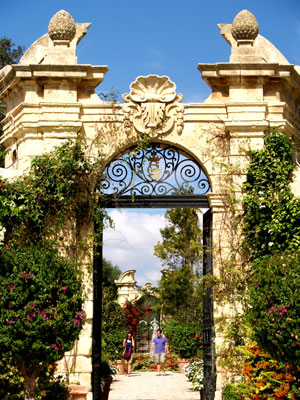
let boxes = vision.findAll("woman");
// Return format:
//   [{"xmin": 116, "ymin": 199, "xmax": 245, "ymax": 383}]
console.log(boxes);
[{"xmin": 123, "ymin": 332, "xmax": 134, "ymax": 376}]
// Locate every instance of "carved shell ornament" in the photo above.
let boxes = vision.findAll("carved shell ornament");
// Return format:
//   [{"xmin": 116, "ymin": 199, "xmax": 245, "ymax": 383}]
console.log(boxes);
[
  {"xmin": 48, "ymin": 10, "xmax": 76, "ymax": 42},
  {"xmin": 231, "ymin": 9, "xmax": 259, "ymax": 42},
  {"xmin": 122, "ymin": 75, "xmax": 184, "ymax": 136}
]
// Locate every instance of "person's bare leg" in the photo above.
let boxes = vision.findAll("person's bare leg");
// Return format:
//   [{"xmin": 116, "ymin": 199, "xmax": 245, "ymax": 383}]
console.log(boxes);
[
  {"xmin": 157, "ymin": 363, "xmax": 160, "ymax": 375},
  {"xmin": 161, "ymin": 362, "xmax": 165, "ymax": 375},
  {"xmin": 128, "ymin": 363, "xmax": 131, "ymax": 375}
]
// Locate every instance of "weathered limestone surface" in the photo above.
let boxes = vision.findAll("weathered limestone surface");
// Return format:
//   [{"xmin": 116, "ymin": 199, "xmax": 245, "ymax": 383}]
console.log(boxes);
[{"xmin": 1, "ymin": 9, "xmax": 300, "ymax": 400}]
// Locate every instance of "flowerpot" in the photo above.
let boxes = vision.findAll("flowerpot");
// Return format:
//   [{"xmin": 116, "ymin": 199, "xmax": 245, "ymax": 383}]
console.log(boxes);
[
  {"xmin": 101, "ymin": 376, "xmax": 113, "ymax": 400},
  {"xmin": 115, "ymin": 359, "xmax": 124, "ymax": 375},
  {"xmin": 68, "ymin": 385, "xmax": 89, "ymax": 400},
  {"xmin": 177, "ymin": 358, "xmax": 191, "ymax": 374}
]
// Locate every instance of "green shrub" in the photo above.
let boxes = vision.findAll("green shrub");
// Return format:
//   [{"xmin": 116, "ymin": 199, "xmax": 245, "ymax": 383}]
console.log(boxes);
[
  {"xmin": 163, "ymin": 319, "xmax": 202, "ymax": 358},
  {"xmin": 132, "ymin": 354, "xmax": 154, "ymax": 371},
  {"xmin": 248, "ymin": 252, "xmax": 300, "ymax": 367},
  {"xmin": 0, "ymin": 357, "xmax": 69, "ymax": 400},
  {"xmin": 223, "ymin": 382, "xmax": 251, "ymax": 400},
  {"xmin": 103, "ymin": 329, "xmax": 127, "ymax": 361}
]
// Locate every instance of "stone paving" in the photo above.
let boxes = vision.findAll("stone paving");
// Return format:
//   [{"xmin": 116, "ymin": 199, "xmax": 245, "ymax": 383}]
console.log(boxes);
[{"xmin": 109, "ymin": 371, "xmax": 200, "ymax": 400}]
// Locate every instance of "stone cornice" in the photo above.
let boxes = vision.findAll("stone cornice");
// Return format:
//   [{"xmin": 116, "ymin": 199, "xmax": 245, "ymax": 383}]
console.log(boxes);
[
  {"xmin": 198, "ymin": 63, "xmax": 300, "ymax": 91},
  {"xmin": 0, "ymin": 64, "xmax": 108, "ymax": 96}
]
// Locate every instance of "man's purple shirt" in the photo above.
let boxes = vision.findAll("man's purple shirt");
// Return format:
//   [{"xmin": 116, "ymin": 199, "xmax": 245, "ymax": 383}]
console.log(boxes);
[{"xmin": 153, "ymin": 336, "xmax": 167, "ymax": 353}]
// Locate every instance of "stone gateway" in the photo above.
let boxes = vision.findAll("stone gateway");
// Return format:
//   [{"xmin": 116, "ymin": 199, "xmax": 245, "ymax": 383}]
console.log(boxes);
[{"xmin": 1, "ymin": 9, "xmax": 300, "ymax": 400}]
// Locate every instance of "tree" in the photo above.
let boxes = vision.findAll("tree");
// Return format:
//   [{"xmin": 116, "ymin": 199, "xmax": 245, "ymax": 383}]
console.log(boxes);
[
  {"xmin": 154, "ymin": 208, "xmax": 203, "ymax": 319},
  {"xmin": 102, "ymin": 258, "xmax": 121, "ymax": 288},
  {"xmin": 154, "ymin": 208, "xmax": 202, "ymax": 272},
  {"xmin": 0, "ymin": 243, "xmax": 85, "ymax": 400},
  {"xmin": 0, "ymin": 37, "xmax": 24, "ymax": 68}
]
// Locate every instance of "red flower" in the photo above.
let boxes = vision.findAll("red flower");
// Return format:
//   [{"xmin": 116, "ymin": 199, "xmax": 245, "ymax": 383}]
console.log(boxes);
[{"xmin": 195, "ymin": 334, "xmax": 199, "ymax": 339}]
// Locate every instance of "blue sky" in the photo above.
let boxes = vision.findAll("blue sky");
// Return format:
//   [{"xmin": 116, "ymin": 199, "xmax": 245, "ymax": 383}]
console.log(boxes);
[
  {"xmin": 1, "ymin": 0, "xmax": 299, "ymax": 285},
  {"xmin": 1, "ymin": 0, "xmax": 300, "ymax": 102}
]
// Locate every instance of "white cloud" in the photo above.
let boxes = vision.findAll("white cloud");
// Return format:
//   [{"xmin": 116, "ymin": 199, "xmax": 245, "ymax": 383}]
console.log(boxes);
[{"xmin": 103, "ymin": 209, "xmax": 167, "ymax": 286}]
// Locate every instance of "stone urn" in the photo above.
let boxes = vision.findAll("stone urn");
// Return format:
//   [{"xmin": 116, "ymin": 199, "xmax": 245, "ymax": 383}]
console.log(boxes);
[
  {"xmin": 101, "ymin": 376, "xmax": 113, "ymax": 400},
  {"xmin": 68, "ymin": 385, "xmax": 89, "ymax": 400},
  {"xmin": 177, "ymin": 358, "xmax": 191, "ymax": 374}
]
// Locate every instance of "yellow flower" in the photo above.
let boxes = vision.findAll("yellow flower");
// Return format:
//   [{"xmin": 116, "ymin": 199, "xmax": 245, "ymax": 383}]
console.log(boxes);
[{"xmin": 115, "ymin": 350, "xmax": 118, "ymax": 353}]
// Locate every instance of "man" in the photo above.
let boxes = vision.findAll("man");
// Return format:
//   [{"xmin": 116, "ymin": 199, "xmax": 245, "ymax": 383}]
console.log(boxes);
[{"xmin": 149, "ymin": 329, "xmax": 169, "ymax": 376}]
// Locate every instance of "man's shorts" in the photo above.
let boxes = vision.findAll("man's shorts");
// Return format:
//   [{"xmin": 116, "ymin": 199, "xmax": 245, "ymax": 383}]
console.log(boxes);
[{"xmin": 154, "ymin": 353, "xmax": 166, "ymax": 364}]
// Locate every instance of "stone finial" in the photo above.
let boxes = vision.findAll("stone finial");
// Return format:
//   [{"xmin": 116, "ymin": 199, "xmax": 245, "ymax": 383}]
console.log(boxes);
[
  {"xmin": 48, "ymin": 10, "xmax": 76, "ymax": 43},
  {"xmin": 231, "ymin": 10, "xmax": 259, "ymax": 43}
]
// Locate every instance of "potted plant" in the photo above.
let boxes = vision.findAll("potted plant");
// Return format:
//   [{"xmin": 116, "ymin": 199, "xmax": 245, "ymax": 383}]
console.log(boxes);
[
  {"xmin": 100, "ymin": 356, "xmax": 119, "ymax": 400},
  {"xmin": 163, "ymin": 319, "xmax": 202, "ymax": 373}
]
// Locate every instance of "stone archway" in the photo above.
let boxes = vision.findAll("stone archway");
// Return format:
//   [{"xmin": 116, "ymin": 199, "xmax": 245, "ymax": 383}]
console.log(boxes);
[
  {"xmin": 94, "ymin": 141, "xmax": 214, "ymax": 400},
  {"xmin": 1, "ymin": 8, "xmax": 300, "ymax": 400}
]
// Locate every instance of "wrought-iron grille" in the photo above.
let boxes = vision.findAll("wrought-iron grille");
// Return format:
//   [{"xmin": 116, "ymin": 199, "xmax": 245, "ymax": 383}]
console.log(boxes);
[{"xmin": 100, "ymin": 143, "xmax": 211, "ymax": 197}]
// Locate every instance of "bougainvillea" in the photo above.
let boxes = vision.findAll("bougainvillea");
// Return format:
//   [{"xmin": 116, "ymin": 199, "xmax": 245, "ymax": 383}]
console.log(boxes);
[
  {"xmin": 0, "ymin": 243, "xmax": 85, "ymax": 399},
  {"xmin": 123, "ymin": 300, "xmax": 150, "ymax": 338},
  {"xmin": 248, "ymin": 252, "xmax": 300, "ymax": 368}
]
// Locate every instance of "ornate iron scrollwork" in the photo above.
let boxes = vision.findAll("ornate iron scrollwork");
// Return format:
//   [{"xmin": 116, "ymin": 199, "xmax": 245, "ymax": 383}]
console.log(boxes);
[{"xmin": 100, "ymin": 143, "xmax": 211, "ymax": 197}]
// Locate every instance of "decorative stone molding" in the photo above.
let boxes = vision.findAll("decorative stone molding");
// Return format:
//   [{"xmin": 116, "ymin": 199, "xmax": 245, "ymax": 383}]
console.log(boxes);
[
  {"xmin": 48, "ymin": 10, "xmax": 76, "ymax": 43},
  {"xmin": 231, "ymin": 10, "xmax": 259, "ymax": 44},
  {"xmin": 114, "ymin": 270, "xmax": 141, "ymax": 306},
  {"xmin": 122, "ymin": 75, "xmax": 184, "ymax": 136}
]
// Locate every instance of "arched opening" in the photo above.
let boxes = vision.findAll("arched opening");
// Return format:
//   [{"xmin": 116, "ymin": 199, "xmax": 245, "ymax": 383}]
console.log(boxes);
[{"xmin": 94, "ymin": 142, "xmax": 215, "ymax": 400}]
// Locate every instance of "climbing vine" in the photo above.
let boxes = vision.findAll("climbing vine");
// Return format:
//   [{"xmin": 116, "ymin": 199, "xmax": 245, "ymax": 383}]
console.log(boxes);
[
  {"xmin": 242, "ymin": 130, "xmax": 300, "ymax": 261},
  {"xmin": 242, "ymin": 130, "xmax": 300, "ymax": 376}
]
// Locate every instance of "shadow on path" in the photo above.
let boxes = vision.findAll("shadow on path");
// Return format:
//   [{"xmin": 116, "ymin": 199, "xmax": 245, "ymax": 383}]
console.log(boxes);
[{"xmin": 109, "ymin": 371, "xmax": 200, "ymax": 400}]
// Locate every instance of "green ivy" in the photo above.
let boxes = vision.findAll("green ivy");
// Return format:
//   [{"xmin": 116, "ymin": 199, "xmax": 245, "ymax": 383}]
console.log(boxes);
[
  {"xmin": 243, "ymin": 130, "xmax": 300, "ymax": 261},
  {"xmin": 242, "ymin": 129, "xmax": 300, "ymax": 374},
  {"xmin": 0, "ymin": 138, "xmax": 108, "ymax": 245}
]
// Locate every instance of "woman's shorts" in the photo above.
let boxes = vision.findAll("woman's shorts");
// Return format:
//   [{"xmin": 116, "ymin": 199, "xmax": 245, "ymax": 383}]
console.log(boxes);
[
  {"xmin": 154, "ymin": 353, "xmax": 166, "ymax": 363},
  {"xmin": 124, "ymin": 354, "xmax": 133, "ymax": 364}
]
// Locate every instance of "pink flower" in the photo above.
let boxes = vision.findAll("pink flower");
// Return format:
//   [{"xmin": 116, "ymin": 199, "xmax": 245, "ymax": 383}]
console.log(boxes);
[
  {"xmin": 66, "ymin": 321, "xmax": 70, "ymax": 325},
  {"xmin": 275, "ymin": 333, "xmax": 279, "ymax": 338},
  {"xmin": 8, "ymin": 320, "xmax": 12, "ymax": 324}
]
